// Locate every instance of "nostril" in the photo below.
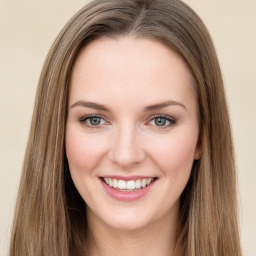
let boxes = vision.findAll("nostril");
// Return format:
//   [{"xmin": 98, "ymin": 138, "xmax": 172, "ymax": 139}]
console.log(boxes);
[{"xmin": 108, "ymin": 146, "xmax": 146, "ymax": 167}]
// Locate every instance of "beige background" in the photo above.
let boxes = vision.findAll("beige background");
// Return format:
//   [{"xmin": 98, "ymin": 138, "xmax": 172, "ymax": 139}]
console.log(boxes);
[{"xmin": 0, "ymin": 0, "xmax": 255, "ymax": 255}]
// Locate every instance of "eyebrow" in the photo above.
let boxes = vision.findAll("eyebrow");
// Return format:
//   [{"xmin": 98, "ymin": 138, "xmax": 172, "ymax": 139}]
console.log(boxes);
[
  {"xmin": 144, "ymin": 100, "xmax": 187, "ymax": 112},
  {"xmin": 70, "ymin": 100, "xmax": 109, "ymax": 111},
  {"xmin": 70, "ymin": 100, "xmax": 186, "ymax": 112}
]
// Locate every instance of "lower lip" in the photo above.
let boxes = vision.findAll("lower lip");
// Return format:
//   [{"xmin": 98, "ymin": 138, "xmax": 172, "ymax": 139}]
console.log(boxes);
[{"xmin": 100, "ymin": 178, "xmax": 156, "ymax": 201}]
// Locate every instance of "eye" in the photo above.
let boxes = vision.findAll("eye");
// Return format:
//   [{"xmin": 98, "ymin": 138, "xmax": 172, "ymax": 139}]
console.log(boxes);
[
  {"xmin": 148, "ymin": 115, "xmax": 176, "ymax": 127},
  {"xmin": 80, "ymin": 115, "xmax": 109, "ymax": 128}
]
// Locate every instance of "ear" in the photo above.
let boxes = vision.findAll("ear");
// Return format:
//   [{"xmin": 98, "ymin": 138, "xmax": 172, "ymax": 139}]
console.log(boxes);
[{"xmin": 194, "ymin": 141, "xmax": 202, "ymax": 160}]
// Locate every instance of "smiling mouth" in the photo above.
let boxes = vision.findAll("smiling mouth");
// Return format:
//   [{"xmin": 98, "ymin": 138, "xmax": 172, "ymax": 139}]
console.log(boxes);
[{"xmin": 101, "ymin": 177, "xmax": 157, "ymax": 192}]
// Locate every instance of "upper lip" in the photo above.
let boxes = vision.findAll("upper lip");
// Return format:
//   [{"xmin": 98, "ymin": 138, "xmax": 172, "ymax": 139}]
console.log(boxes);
[{"xmin": 100, "ymin": 175, "xmax": 157, "ymax": 181}]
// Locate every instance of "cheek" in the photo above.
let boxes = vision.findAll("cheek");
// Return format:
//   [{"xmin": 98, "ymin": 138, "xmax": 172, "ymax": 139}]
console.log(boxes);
[
  {"xmin": 148, "ymin": 131, "xmax": 198, "ymax": 176},
  {"xmin": 65, "ymin": 126, "xmax": 106, "ymax": 173}
]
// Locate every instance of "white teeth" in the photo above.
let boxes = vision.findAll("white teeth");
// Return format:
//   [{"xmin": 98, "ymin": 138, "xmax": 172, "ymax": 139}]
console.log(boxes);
[
  {"xmin": 141, "ymin": 179, "xmax": 147, "ymax": 188},
  {"xmin": 103, "ymin": 177, "xmax": 154, "ymax": 190},
  {"xmin": 135, "ymin": 179, "xmax": 141, "ymax": 188},
  {"xmin": 118, "ymin": 180, "xmax": 126, "ymax": 189},
  {"xmin": 126, "ymin": 180, "xmax": 135, "ymax": 190},
  {"xmin": 113, "ymin": 179, "xmax": 118, "ymax": 188}
]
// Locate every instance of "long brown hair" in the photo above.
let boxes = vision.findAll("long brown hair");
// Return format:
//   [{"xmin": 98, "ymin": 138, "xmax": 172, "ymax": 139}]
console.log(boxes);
[{"xmin": 9, "ymin": 0, "xmax": 242, "ymax": 255}]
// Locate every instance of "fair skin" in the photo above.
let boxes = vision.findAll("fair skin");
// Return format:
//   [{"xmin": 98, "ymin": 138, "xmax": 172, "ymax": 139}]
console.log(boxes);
[{"xmin": 66, "ymin": 36, "xmax": 201, "ymax": 256}]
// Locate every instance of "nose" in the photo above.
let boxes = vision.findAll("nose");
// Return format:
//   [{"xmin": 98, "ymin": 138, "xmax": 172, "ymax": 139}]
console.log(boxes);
[{"xmin": 108, "ymin": 124, "xmax": 146, "ymax": 169}]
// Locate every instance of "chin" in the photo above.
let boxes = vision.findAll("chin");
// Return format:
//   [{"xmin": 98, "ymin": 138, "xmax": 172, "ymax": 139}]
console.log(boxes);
[
  {"xmin": 91, "ymin": 206, "xmax": 153, "ymax": 232},
  {"xmin": 104, "ymin": 215, "xmax": 151, "ymax": 231}
]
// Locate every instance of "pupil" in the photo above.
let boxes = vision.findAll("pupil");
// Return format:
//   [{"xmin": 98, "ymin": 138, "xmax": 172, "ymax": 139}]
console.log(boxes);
[
  {"xmin": 155, "ymin": 117, "xmax": 166, "ymax": 126},
  {"xmin": 90, "ymin": 117, "xmax": 101, "ymax": 125}
]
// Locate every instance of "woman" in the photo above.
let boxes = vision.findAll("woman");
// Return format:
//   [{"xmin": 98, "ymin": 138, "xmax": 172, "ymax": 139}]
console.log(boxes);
[{"xmin": 9, "ymin": 0, "xmax": 242, "ymax": 255}]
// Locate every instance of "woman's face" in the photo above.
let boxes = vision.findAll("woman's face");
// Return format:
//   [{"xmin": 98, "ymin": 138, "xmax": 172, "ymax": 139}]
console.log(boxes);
[{"xmin": 66, "ymin": 37, "xmax": 201, "ymax": 231}]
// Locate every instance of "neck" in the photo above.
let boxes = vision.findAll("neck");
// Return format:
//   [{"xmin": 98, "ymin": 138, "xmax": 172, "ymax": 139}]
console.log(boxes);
[{"xmin": 86, "ymin": 204, "xmax": 179, "ymax": 256}]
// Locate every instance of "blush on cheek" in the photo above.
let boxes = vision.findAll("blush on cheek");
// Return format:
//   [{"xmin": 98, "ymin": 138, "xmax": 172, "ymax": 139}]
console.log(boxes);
[
  {"xmin": 66, "ymin": 129, "xmax": 106, "ymax": 175},
  {"xmin": 149, "ymin": 136, "xmax": 196, "ymax": 177}
]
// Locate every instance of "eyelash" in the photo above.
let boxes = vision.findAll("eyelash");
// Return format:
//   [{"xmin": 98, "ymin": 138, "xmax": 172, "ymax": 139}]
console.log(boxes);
[
  {"xmin": 79, "ymin": 114, "xmax": 176, "ymax": 129},
  {"xmin": 79, "ymin": 115, "xmax": 108, "ymax": 129},
  {"xmin": 147, "ymin": 115, "xmax": 176, "ymax": 128}
]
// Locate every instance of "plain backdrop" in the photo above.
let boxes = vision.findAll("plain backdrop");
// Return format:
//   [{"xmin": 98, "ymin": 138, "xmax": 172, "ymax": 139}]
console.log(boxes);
[{"xmin": 0, "ymin": 0, "xmax": 255, "ymax": 255}]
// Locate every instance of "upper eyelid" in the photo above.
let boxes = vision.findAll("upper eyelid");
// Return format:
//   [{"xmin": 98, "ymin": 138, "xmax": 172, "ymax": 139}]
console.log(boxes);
[
  {"xmin": 79, "ymin": 113, "xmax": 175, "ymax": 119},
  {"xmin": 80, "ymin": 114, "xmax": 107, "ymax": 121},
  {"xmin": 79, "ymin": 114, "xmax": 176, "ymax": 124},
  {"xmin": 150, "ymin": 114, "xmax": 175, "ymax": 119},
  {"xmin": 148, "ymin": 114, "xmax": 176, "ymax": 122}
]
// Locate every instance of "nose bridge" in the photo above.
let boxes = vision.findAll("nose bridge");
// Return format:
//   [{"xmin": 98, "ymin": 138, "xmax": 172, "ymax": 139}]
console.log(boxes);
[{"xmin": 109, "ymin": 121, "xmax": 145, "ymax": 168}]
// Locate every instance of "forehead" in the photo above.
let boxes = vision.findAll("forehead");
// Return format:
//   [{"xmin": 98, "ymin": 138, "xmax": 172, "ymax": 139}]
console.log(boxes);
[{"xmin": 69, "ymin": 36, "xmax": 196, "ymax": 109}]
